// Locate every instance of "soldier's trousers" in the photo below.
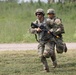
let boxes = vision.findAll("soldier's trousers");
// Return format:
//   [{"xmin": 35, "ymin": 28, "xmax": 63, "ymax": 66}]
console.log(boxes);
[
  {"xmin": 55, "ymin": 38, "xmax": 67, "ymax": 53},
  {"xmin": 38, "ymin": 41, "xmax": 56, "ymax": 68},
  {"xmin": 45, "ymin": 41, "xmax": 56, "ymax": 62}
]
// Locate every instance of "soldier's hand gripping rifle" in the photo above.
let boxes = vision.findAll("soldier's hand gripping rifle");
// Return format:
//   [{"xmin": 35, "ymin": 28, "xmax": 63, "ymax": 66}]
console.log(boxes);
[
  {"xmin": 31, "ymin": 22, "xmax": 59, "ymax": 41},
  {"xmin": 31, "ymin": 22, "xmax": 50, "ymax": 42},
  {"xmin": 31, "ymin": 22, "xmax": 47, "ymax": 32}
]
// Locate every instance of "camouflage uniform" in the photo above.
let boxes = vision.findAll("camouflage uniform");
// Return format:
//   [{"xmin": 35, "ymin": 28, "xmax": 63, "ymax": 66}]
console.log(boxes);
[
  {"xmin": 46, "ymin": 9, "xmax": 67, "ymax": 54},
  {"xmin": 30, "ymin": 8, "xmax": 57, "ymax": 72}
]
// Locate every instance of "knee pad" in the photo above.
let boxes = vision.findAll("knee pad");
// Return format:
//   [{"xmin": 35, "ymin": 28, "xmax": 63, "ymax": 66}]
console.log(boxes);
[{"xmin": 43, "ymin": 51, "xmax": 50, "ymax": 58}]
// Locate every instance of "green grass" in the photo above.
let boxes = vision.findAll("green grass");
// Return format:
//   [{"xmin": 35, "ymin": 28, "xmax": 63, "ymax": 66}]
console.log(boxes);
[
  {"xmin": 0, "ymin": 50, "xmax": 76, "ymax": 75},
  {"xmin": 0, "ymin": 2, "xmax": 76, "ymax": 43}
]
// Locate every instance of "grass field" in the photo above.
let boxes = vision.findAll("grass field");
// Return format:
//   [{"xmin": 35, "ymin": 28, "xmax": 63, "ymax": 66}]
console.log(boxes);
[
  {"xmin": 0, "ymin": 2, "xmax": 76, "ymax": 43},
  {"xmin": 0, "ymin": 50, "xmax": 76, "ymax": 75}
]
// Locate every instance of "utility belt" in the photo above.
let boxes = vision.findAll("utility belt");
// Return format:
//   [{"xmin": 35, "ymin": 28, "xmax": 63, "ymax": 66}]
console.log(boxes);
[{"xmin": 35, "ymin": 33, "xmax": 51, "ymax": 43}]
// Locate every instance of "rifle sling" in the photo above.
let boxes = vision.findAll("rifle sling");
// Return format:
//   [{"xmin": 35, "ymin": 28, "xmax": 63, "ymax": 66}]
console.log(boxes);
[{"xmin": 35, "ymin": 34, "xmax": 39, "ymax": 42}]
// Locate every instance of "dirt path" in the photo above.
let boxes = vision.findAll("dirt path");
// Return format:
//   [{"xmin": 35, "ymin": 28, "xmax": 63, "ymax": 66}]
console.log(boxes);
[{"xmin": 0, "ymin": 43, "xmax": 76, "ymax": 51}]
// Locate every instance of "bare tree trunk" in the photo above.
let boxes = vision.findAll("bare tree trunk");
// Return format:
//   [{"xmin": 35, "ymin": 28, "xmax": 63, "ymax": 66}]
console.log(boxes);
[
  {"xmin": 60, "ymin": 0, "xmax": 65, "ymax": 3},
  {"xmin": 48, "ymin": 0, "xmax": 65, "ymax": 3},
  {"xmin": 59, "ymin": 0, "xmax": 61, "ymax": 2},
  {"xmin": 69, "ymin": 0, "xmax": 76, "ymax": 2},
  {"xmin": 30, "ymin": 0, "xmax": 33, "ymax": 4},
  {"xmin": 48, "ymin": 0, "xmax": 54, "ymax": 3},
  {"xmin": 38, "ymin": 0, "xmax": 41, "ymax": 2},
  {"xmin": 72, "ymin": 0, "xmax": 76, "ymax": 2},
  {"xmin": 38, "ymin": 0, "xmax": 41, "ymax": 5},
  {"xmin": 47, "ymin": 0, "xmax": 50, "ymax": 4},
  {"xmin": 52, "ymin": 0, "xmax": 55, "ymax": 2}
]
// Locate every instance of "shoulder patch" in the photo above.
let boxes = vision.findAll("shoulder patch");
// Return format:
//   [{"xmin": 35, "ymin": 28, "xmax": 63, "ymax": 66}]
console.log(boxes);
[{"xmin": 55, "ymin": 19, "xmax": 62, "ymax": 25}]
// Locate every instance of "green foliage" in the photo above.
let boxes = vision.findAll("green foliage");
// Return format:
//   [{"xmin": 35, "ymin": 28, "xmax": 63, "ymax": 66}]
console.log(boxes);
[
  {"xmin": 0, "ymin": 50, "xmax": 76, "ymax": 75},
  {"xmin": 0, "ymin": 2, "xmax": 76, "ymax": 43}
]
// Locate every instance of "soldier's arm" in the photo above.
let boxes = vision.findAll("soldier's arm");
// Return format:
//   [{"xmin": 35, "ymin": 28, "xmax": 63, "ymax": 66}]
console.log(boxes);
[
  {"xmin": 55, "ymin": 24, "xmax": 65, "ymax": 34},
  {"xmin": 29, "ymin": 21, "xmax": 38, "ymax": 34},
  {"xmin": 29, "ymin": 27, "xmax": 37, "ymax": 34},
  {"xmin": 54, "ymin": 19, "xmax": 65, "ymax": 34},
  {"xmin": 29, "ymin": 21, "xmax": 42, "ymax": 34}
]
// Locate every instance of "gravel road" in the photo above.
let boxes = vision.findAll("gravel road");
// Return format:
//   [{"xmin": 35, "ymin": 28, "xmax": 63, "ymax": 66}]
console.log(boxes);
[{"xmin": 0, "ymin": 43, "xmax": 76, "ymax": 51}]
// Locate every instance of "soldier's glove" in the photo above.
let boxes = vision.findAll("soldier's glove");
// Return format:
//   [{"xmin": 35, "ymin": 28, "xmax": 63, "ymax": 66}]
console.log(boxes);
[
  {"xmin": 36, "ymin": 27, "xmax": 42, "ymax": 32},
  {"xmin": 56, "ymin": 28, "xmax": 61, "ymax": 32},
  {"xmin": 49, "ymin": 29, "xmax": 54, "ymax": 32}
]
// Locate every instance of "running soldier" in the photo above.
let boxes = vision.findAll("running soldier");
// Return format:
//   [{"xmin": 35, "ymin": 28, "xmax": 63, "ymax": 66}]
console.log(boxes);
[
  {"xmin": 46, "ymin": 8, "xmax": 67, "ymax": 53},
  {"xmin": 30, "ymin": 8, "xmax": 57, "ymax": 72}
]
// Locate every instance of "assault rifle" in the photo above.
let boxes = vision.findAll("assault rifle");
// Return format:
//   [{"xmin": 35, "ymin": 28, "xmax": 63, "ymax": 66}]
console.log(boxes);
[
  {"xmin": 31, "ymin": 22, "xmax": 59, "ymax": 38},
  {"xmin": 31, "ymin": 22, "xmax": 50, "ymax": 41},
  {"xmin": 31, "ymin": 22, "xmax": 47, "ymax": 32}
]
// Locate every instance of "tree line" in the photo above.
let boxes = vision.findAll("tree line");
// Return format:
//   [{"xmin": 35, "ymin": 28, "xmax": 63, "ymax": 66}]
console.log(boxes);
[
  {"xmin": 48, "ymin": 0, "xmax": 76, "ymax": 3},
  {"xmin": 0, "ymin": 0, "xmax": 76, "ymax": 3}
]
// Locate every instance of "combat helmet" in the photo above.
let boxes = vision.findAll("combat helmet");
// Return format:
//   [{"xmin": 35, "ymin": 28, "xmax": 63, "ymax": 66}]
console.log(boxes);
[
  {"xmin": 35, "ymin": 8, "xmax": 45, "ymax": 16},
  {"xmin": 47, "ymin": 8, "xmax": 55, "ymax": 14}
]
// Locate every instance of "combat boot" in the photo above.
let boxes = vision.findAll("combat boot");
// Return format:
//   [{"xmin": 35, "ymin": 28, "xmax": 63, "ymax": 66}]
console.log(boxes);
[
  {"xmin": 63, "ymin": 43, "xmax": 67, "ymax": 53},
  {"xmin": 52, "ymin": 60, "xmax": 57, "ymax": 68},
  {"xmin": 44, "ymin": 66, "xmax": 50, "ymax": 72}
]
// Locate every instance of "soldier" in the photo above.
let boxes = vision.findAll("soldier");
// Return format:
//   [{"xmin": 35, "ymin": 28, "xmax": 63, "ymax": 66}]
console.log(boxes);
[
  {"xmin": 30, "ymin": 8, "xmax": 57, "ymax": 72},
  {"xmin": 46, "ymin": 8, "xmax": 67, "ymax": 53}
]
